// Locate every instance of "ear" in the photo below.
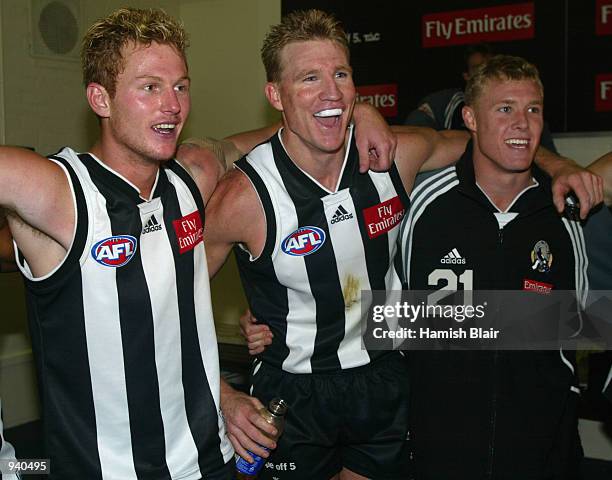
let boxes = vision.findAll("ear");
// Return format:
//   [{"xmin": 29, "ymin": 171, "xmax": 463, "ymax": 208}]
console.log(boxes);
[
  {"xmin": 462, "ymin": 105, "xmax": 477, "ymax": 132},
  {"xmin": 86, "ymin": 83, "xmax": 111, "ymax": 118},
  {"xmin": 264, "ymin": 82, "xmax": 283, "ymax": 112}
]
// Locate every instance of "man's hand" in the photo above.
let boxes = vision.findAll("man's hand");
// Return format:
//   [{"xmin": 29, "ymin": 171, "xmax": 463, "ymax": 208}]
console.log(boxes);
[
  {"xmin": 220, "ymin": 380, "xmax": 277, "ymax": 463},
  {"xmin": 587, "ymin": 151, "xmax": 612, "ymax": 207},
  {"xmin": 239, "ymin": 310, "xmax": 273, "ymax": 355},
  {"xmin": 550, "ymin": 162, "xmax": 603, "ymax": 219},
  {"xmin": 352, "ymin": 103, "xmax": 396, "ymax": 173},
  {"xmin": 534, "ymin": 147, "xmax": 603, "ymax": 219}
]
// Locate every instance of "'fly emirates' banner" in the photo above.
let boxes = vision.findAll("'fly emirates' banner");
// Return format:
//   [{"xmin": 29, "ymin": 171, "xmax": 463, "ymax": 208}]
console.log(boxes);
[{"xmin": 422, "ymin": 2, "xmax": 535, "ymax": 47}]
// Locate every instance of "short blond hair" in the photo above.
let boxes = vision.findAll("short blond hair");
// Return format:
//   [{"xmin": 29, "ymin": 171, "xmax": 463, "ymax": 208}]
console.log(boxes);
[
  {"xmin": 81, "ymin": 8, "xmax": 189, "ymax": 97},
  {"xmin": 464, "ymin": 55, "xmax": 543, "ymax": 106},
  {"xmin": 261, "ymin": 9, "xmax": 349, "ymax": 82}
]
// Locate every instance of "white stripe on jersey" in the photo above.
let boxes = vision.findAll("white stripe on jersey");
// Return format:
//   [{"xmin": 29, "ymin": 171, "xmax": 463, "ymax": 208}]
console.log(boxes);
[
  {"xmin": 443, "ymin": 92, "xmax": 464, "ymax": 129},
  {"xmin": 138, "ymin": 198, "xmax": 200, "ymax": 478},
  {"xmin": 323, "ymin": 191, "xmax": 371, "ymax": 369},
  {"xmin": 369, "ymin": 172, "xmax": 404, "ymax": 292},
  {"xmin": 562, "ymin": 218, "xmax": 589, "ymax": 309},
  {"xmin": 79, "ymin": 178, "xmax": 137, "ymax": 479},
  {"xmin": 167, "ymin": 169, "xmax": 233, "ymax": 463},
  {"xmin": 245, "ymin": 146, "xmax": 318, "ymax": 374},
  {"xmin": 604, "ymin": 366, "xmax": 612, "ymax": 397},
  {"xmin": 368, "ymin": 172, "xmax": 405, "ymax": 349},
  {"xmin": 401, "ymin": 168, "xmax": 459, "ymax": 287}
]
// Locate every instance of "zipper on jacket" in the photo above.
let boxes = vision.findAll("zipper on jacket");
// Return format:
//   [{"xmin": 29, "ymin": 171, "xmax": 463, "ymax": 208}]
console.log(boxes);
[
  {"xmin": 486, "ymin": 226, "xmax": 505, "ymax": 478},
  {"xmin": 486, "ymin": 349, "xmax": 499, "ymax": 479}
]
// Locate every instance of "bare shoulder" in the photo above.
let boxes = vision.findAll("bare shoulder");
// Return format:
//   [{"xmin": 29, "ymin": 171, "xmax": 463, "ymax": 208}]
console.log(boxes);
[
  {"xmin": 0, "ymin": 146, "xmax": 73, "ymax": 240},
  {"xmin": 0, "ymin": 147, "xmax": 75, "ymax": 276},
  {"xmin": 203, "ymin": 167, "xmax": 267, "ymax": 274},
  {"xmin": 393, "ymin": 127, "xmax": 467, "ymax": 184},
  {"xmin": 175, "ymin": 142, "xmax": 225, "ymax": 204},
  {"xmin": 207, "ymin": 167, "xmax": 260, "ymax": 220}
]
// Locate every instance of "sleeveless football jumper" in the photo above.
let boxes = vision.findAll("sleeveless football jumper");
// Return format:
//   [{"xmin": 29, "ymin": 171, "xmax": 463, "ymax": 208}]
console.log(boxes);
[{"xmin": 16, "ymin": 147, "xmax": 232, "ymax": 479}]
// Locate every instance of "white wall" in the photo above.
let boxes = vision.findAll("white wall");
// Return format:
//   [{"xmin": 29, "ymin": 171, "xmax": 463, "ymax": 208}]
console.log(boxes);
[
  {"xmin": 553, "ymin": 132, "xmax": 612, "ymax": 166},
  {"xmin": 179, "ymin": 0, "xmax": 280, "ymax": 343},
  {"xmin": 180, "ymin": 0, "xmax": 280, "ymax": 140}
]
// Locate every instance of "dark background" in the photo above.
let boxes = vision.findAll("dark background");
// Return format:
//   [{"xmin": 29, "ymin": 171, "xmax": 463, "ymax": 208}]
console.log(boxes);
[{"xmin": 282, "ymin": 0, "xmax": 612, "ymax": 132}]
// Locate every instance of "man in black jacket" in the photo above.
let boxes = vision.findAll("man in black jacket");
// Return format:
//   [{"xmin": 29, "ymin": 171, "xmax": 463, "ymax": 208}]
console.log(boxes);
[{"xmin": 400, "ymin": 55, "xmax": 587, "ymax": 479}]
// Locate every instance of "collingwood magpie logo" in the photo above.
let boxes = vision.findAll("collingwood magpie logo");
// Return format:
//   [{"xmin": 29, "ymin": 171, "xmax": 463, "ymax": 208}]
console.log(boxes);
[
  {"xmin": 531, "ymin": 240, "xmax": 553, "ymax": 273},
  {"xmin": 440, "ymin": 248, "xmax": 466, "ymax": 264},
  {"xmin": 331, "ymin": 205, "xmax": 354, "ymax": 224},
  {"xmin": 142, "ymin": 214, "xmax": 163, "ymax": 234}
]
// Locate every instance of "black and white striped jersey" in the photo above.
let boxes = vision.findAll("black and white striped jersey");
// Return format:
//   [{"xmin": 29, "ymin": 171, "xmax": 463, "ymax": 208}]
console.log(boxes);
[
  {"xmin": 15, "ymin": 147, "xmax": 232, "ymax": 479},
  {"xmin": 234, "ymin": 127, "xmax": 410, "ymax": 374}
]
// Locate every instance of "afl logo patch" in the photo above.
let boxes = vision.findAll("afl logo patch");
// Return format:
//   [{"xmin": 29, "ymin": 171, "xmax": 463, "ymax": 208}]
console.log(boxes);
[
  {"xmin": 91, "ymin": 235, "xmax": 137, "ymax": 267},
  {"xmin": 531, "ymin": 240, "xmax": 553, "ymax": 273},
  {"xmin": 282, "ymin": 226, "xmax": 326, "ymax": 256}
]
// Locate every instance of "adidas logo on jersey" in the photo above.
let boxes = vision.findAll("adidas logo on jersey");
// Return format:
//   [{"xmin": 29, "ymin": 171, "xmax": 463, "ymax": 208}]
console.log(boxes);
[
  {"xmin": 331, "ymin": 205, "xmax": 354, "ymax": 224},
  {"xmin": 440, "ymin": 248, "xmax": 466, "ymax": 264},
  {"xmin": 142, "ymin": 214, "xmax": 163, "ymax": 234}
]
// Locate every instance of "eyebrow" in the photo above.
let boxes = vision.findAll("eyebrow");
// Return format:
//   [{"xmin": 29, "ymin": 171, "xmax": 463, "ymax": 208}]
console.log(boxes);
[
  {"xmin": 135, "ymin": 75, "xmax": 191, "ymax": 83},
  {"xmin": 292, "ymin": 64, "xmax": 353, "ymax": 80},
  {"xmin": 496, "ymin": 98, "xmax": 542, "ymax": 105}
]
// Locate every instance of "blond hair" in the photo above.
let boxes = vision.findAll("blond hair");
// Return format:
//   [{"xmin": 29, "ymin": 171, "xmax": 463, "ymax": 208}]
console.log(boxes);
[
  {"xmin": 464, "ymin": 55, "xmax": 543, "ymax": 105},
  {"xmin": 81, "ymin": 8, "xmax": 189, "ymax": 96},
  {"xmin": 261, "ymin": 9, "xmax": 349, "ymax": 82}
]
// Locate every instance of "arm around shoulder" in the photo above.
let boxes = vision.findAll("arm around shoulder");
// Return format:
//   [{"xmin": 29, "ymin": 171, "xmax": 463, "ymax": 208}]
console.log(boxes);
[
  {"xmin": 391, "ymin": 127, "xmax": 468, "ymax": 192},
  {"xmin": 224, "ymin": 123, "xmax": 281, "ymax": 157},
  {"xmin": 204, "ymin": 167, "xmax": 265, "ymax": 277},
  {"xmin": 534, "ymin": 147, "xmax": 604, "ymax": 218},
  {"xmin": 588, "ymin": 152, "xmax": 612, "ymax": 206},
  {"xmin": 176, "ymin": 136, "xmax": 245, "ymax": 204}
]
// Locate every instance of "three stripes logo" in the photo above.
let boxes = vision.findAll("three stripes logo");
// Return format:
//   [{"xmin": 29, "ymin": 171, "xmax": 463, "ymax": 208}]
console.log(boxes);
[
  {"xmin": 330, "ymin": 205, "xmax": 354, "ymax": 224},
  {"xmin": 142, "ymin": 214, "xmax": 163, "ymax": 234},
  {"xmin": 440, "ymin": 248, "xmax": 466, "ymax": 264}
]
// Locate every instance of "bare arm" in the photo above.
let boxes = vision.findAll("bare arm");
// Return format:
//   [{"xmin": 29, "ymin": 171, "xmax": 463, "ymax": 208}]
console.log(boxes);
[
  {"xmin": 206, "ymin": 173, "xmax": 275, "ymax": 459},
  {"xmin": 392, "ymin": 127, "xmax": 469, "ymax": 193},
  {"xmin": 351, "ymin": 103, "xmax": 397, "ymax": 173},
  {"xmin": 534, "ymin": 147, "xmax": 604, "ymax": 218},
  {"xmin": 176, "ymin": 136, "xmax": 245, "ymax": 204},
  {"xmin": 0, "ymin": 147, "xmax": 74, "ymax": 249},
  {"xmin": 587, "ymin": 151, "xmax": 612, "ymax": 206},
  {"xmin": 204, "ymin": 168, "xmax": 266, "ymax": 277},
  {"xmin": 225, "ymin": 123, "xmax": 281, "ymax": 156}
]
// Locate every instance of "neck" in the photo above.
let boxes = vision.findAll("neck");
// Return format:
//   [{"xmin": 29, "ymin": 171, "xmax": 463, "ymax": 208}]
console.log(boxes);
[
  {"xmin": 279, "ymin": 127, "xmax": 349, "ymax": 192},
  {"xmin": 475, "ymin": 171, "xmax": 534, "ymax": 212},
  {"xmin": 473, "ymin": 157, "xmax": 534, "ymax": 213},
  {"xmin": 90, "ymin": 137, "xmax": 162, "ymax": 200}
]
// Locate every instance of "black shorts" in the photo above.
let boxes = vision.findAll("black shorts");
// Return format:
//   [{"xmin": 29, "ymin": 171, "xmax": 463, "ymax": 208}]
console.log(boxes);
[
  {"xmin": 199, "ymin": 459, "xmax": 235, "ymax": 480},
  {"xmin": 250, "ymin": 352, "xmax": 412, "ymax": 480}
]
